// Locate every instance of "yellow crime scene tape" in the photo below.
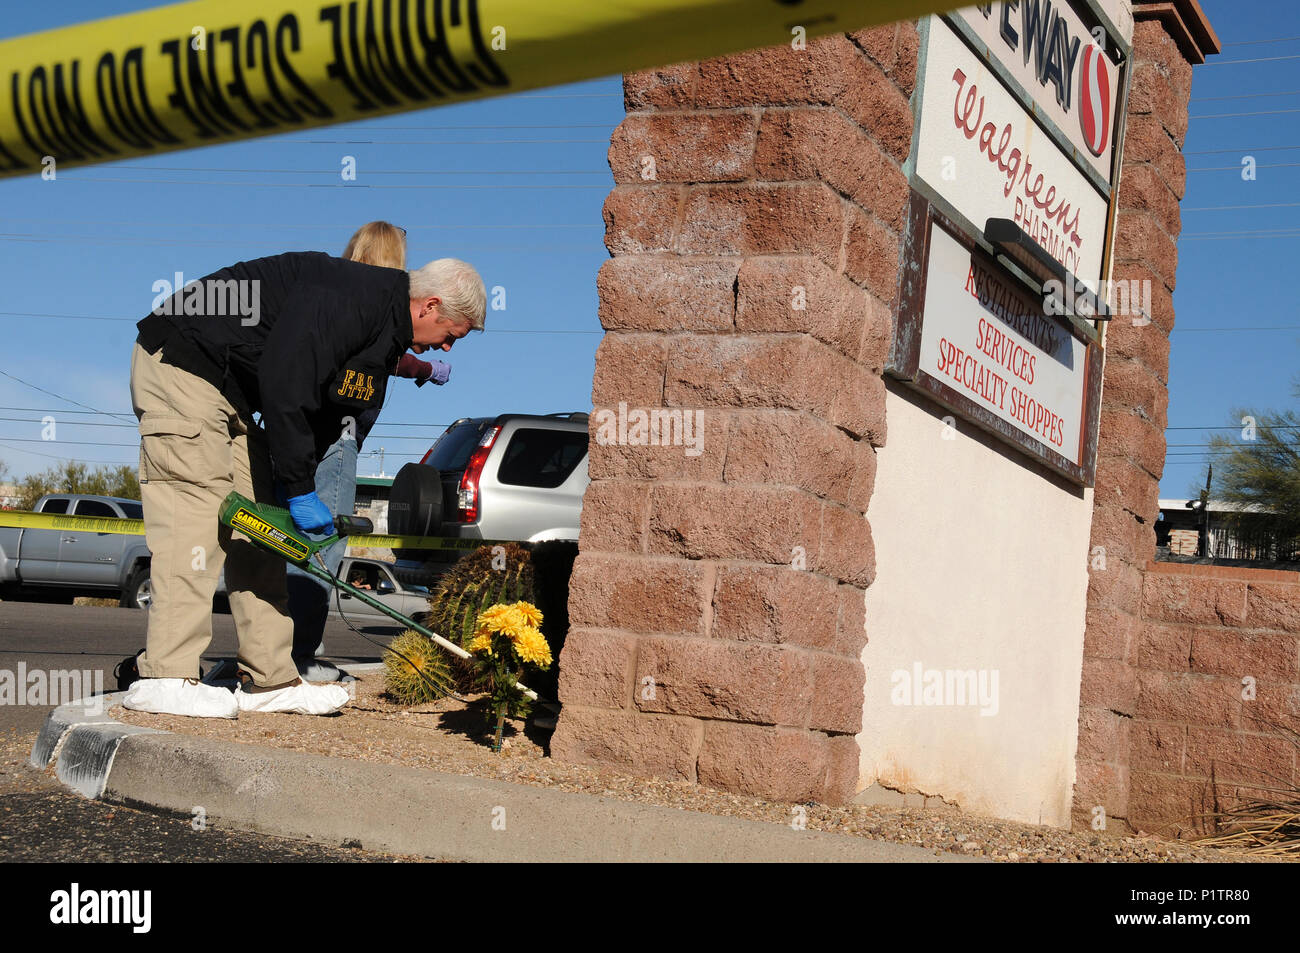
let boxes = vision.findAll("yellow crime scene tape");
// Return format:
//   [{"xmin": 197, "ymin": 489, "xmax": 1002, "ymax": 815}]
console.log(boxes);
[
  {"xmin": 0, "ymin": 509, "xmax": 514, "ymax": 552},
  {"xmin": 0, "ymin": 0, "xmax": 947, "ymax": 179}
]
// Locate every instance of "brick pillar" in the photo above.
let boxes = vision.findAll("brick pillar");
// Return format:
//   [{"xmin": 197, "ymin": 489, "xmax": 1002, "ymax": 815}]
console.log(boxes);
[
  {"xmin": 1073, "ymin": 1, "xmax": 1219, "ymax": 830},
  {"xmin": 550, "ymin": 24, "xmax": 918, "ymax": 804}
]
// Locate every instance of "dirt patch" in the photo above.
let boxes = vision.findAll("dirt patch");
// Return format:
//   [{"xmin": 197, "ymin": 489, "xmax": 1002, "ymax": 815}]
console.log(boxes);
[{"xmin": 113, "ymin": 675, "xmax": 1288, "ymax": 863}]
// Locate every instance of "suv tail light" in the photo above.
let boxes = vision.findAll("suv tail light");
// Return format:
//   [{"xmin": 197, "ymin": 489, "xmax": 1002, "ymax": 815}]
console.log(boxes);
[{"xmin": 455, "ymin": 425, "xmax": 501, "ymax": 523}]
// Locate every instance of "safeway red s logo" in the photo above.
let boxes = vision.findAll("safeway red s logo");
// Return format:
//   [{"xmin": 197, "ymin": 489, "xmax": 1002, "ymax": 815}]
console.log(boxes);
[{"xmin": 1079, "ymin": 44, "xmax": 1112, "ymax": 157}]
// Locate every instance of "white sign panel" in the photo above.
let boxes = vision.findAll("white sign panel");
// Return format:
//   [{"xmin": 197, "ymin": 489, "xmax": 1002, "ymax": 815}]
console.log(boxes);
[
  {"xmin": 918, "ymin": 222, "xmax": 1088, "ymax": 465},
  {"xmin": 915, "ymin": 18, "xmax": 1109, "ymax": 283},
  {"xmin": 952, "ymin": 1, "xmax": 1118, "ymax": 183}
]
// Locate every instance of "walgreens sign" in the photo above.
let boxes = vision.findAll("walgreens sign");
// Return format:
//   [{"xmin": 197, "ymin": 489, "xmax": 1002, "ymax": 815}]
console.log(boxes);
[
  {"xmin": 953, "ymin": 1, "xmax": 1121, "ymax": 182},
  {"xmin": 914, "ymin": 20, "xmax": 1109, "ymax": 282}
]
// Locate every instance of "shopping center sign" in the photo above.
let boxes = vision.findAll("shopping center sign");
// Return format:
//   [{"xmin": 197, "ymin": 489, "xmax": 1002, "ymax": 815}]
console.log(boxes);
[
  {"xmin": 889, "ymin": 1, "xmax": 1128, "ymax": 485},
  {"xmin": 954, "ymin": 1, "xmax": 1121, "ymax": 184}
]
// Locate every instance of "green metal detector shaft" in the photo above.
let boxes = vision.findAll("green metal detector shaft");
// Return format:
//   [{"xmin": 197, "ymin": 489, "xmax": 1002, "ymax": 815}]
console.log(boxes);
[{"xmin": 218, "ymin": 491, "xmax": 540, "ymax": 702}]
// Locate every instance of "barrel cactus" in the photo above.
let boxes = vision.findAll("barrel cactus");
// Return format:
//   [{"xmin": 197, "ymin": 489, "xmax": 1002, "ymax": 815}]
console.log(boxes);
[
  {"xmin": 424, "ymin": 543, "xmax": 536, "ymax": 690},
  {"xmin": 383, "ymin": 628, "xmax": 456, "ymax": 705}
]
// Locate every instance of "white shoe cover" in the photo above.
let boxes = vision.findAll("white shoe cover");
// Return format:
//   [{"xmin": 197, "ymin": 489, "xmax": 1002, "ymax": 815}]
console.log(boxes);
[
  {"xmin": 235, "ymin": 680, "xmax": 349, "ymax": 715},
  {"xmin": 122, "ymin": 677, "xmax": 238, "ymax": 719}
]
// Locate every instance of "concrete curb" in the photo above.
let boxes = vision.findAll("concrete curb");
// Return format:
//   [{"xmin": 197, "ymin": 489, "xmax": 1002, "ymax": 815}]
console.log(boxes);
[
  {"xmin": 31, "ymin": 693, "xmax": 165, "ymax": 799},
  {"xmin": 32, "ymin": 700, "xmax": 984, "ymax": 863},
  {"xmin": 338, "ymin": 662, "xmax": 384, "ymax": 675}
]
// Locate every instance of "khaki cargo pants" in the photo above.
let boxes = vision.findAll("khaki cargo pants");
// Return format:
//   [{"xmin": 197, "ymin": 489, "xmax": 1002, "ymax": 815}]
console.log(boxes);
[{"xmin": 130, "ymin": 342, "xmax": 298, "ymax": 687}]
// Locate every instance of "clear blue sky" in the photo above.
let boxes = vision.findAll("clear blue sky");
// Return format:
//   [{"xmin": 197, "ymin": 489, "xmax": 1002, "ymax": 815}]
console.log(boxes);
[
  {"xmin": 0, "ymin": 0, "xmax": 615, "ymax": 482},
  {"xmin": 0, "ymin": 0, "xmax": 1294, "ymax": 500},
  {"xmin": 1163, "ymin": 0, "xmax": 1300, "ymax": 498}
]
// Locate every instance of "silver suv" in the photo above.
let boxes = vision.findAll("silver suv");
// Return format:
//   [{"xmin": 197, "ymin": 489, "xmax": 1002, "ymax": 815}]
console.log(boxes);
[{"xmin": 390, "ymin": 412, "xmax": 588, "ymax": 547}]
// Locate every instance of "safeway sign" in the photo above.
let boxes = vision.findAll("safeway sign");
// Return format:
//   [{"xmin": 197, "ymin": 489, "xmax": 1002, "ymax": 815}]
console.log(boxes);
[
  {"xmin": 913, "ymin": 18, "xmax": 1110, "ymax": 283},
  {"xmin": 888, "ymin": 0, "xmax": 1126, "ymax": 486},
  {"xmin": 953, "ymin": 1, "xmax": 1121, "ymax": 182}
]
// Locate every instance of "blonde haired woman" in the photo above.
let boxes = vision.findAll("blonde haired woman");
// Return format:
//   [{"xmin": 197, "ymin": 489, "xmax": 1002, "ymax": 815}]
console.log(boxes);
[
  {"xmin": 343, "ymin": 220, "xmax": 407, "ymax": 267},
  {"xmin": 288, "ymin": 221, "xmax": 451, "ymax": 679}
]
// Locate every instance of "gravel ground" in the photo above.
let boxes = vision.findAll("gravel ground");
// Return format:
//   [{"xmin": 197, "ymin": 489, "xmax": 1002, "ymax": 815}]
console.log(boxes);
[
  {"xmin": 111, "ymin": 675, "xmax": 1288, "ymax": 863},
  {"xmin": 1, "ymin": 727, "xmax": 433, "ymax": 861}
]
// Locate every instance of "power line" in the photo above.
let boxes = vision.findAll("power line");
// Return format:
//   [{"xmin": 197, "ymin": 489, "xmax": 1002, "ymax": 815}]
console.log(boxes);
[
  {"xmin": 1173, "ymin": 325, "xmax": 1300, "ymax": 331},
  {"xmin": 0, "ymin": 406, "xmax": 459, "ymax": 430},
  {"xmin": 102, "ymin": 166, "xmax": 609, "ymax": 176},
  {"xmin": 1203, "ymin": 53, "xmax": 1300, "ymax": 65},
  {"xmin": 1166, "ymin": 425, "xmax": 1300, "ymax": 430},
  {"xmin": 1182, "ymin": 201, "xmax": 1300, "ymax": 211},
  {"xmin": 0, "ymin": 441, "xmax": 130, "ymax": 465},
  {"xmin": 0, "ymin": 311, "xmax": 602, "ymax": 332},
  {"xmin": 1189, "ymin": 107, "xmax": 1300, "ymax": 119},
  {"xmin": 0, "ymin": 310, "xmax": 131, "ymax": 322},
  {"xmin": 298, "ymin": 123, "xmax": 614, "ymax": 130},
  {"xmin": 0, "ymin": 217, "xmax": 601, "ymax": 230},
  {"xmin": 1, "ymin": 239, "xmax": 603, "ymax": 254},
  {"xmin": 1223, "ymin": 35, "xmax": 1300, "ymax": 46},
  {"xmin": 0, "ymin": 416, "xmax": 135, "ymax": 428},
  {"xmin": 0, "ymin": 370, "xmax": 133, "ymax": 421},
  {"xmin": 0, "ymin": 438, "xmax": 138, "ymax": 447},
  {"xmin": 0, "ymin": 406, "xmax": 133, "ymax": 417},
  {"xmin": 276, "ymin": 137, "xmax": 610, "ymax": 145},
  {"xmin": 0, "ymin": 235, "xmax": 601, "ymax": 250},
  {"xmin": 0, "ymin": 430, "xmax": 441, "ymax": 447},
  {"xmin": 1180, "ymin": 232, "xmax": 1300, "ymax": 241},
  {"xmin": 1166, "ymin": 441, "xmax": 1300, "ymax": 447},
  {"xmin": 1188, "ymin": 161, "xmax": 1300, "ymax": 171},
  {"xmin": 1182, "ymin": 226, "xmax": 1300, "ymax": 235},
  {"xmin": 61, "ymin": 177, "xmax": 609, "ymax": 190},
  {"xmin": 1185, "ymin": 145, "xmax": 1300, "ymax": 155},
  {"xmin": 1191, "ymin": 88, "xmax": 1300, "ymax": 102}
]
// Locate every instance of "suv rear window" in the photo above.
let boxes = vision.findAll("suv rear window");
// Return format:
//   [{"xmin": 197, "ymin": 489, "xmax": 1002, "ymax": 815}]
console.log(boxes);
[
  {"xmin": 75, "ymin": 499, "xmax": 118, "ymax": 518},
  {"xmin": 423, "ymin": 420, "xmax": 490, "ymax": 472},
  {"xmin": 119, "ymin": 502, "xmax": 144, "ymax": 519},
  {"xmin": 496, "ymin": 428, "xmax": 587, "ymax": 488}
]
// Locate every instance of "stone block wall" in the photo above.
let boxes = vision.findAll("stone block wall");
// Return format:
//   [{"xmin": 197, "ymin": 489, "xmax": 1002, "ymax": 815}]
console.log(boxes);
[
  {"xmin": 1074, "ymin": 2, "xmax": 1221, "ymax": 830},
  {"xmin": 550, "ymin": 24, "xmax": 920, "ymax": 804},
  {"xmin": 1128, "ymin": 562, "xmax": 1300, "ymax": 836}
]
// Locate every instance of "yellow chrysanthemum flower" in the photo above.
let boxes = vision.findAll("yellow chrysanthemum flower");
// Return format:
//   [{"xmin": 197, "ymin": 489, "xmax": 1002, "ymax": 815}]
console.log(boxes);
[
  {"xmin": 511, "ymin": 627, "xmax": 552, "ymax": 668},
  {"xmin": 475, "ymin": 604, "xmax": 518, "ymax": 636},
  {"xmin": 467, "ymin": 632, "xmax": 495, "ymax": 656},
  {"xmin": 513, "ymin": 601, "xmax": 544, "ymax": 629}
]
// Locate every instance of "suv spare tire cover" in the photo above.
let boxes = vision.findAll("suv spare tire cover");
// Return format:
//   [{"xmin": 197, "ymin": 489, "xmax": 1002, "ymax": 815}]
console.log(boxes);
[{"xmin": 389, "ymin": 463, "xmax": 444, "ymax": 537}]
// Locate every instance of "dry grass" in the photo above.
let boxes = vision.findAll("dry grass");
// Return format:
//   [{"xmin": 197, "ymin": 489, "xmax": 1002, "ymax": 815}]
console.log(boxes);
[
  {"xmin": 1195, "ymin": 724, "xmax": 1300, "ymax": 856},
  {"xmin": 1198, "ymin": 804, "xmax": 1300, "ymax": 856}
]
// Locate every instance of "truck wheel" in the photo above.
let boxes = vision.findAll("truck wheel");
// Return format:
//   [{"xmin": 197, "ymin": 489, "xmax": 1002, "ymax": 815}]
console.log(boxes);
[{"xmin": 121, "ymin": 566, "xmax": 152, "ymax": 610}]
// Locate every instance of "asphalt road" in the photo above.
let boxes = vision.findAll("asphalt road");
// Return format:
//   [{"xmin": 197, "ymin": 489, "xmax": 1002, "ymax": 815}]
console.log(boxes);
[{"xmin": 0, "ymin": 599, "xmax": 428, "ymax": 862}]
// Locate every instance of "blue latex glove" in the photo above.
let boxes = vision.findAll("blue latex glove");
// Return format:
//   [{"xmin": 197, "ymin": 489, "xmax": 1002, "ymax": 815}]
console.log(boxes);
[{"xmin": 287, "ymin": 492, "xmax": 335, "ymax": 534}]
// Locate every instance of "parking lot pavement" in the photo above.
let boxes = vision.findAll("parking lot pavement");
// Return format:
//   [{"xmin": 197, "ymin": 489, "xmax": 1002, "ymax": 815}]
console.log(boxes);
[
  {"xmin": 0, "ymin": 599, "xmax": 396, "ymax": 729},
  {"xmin": 0, "ymin": 601, "xmax": 422, "ymax": 862}
]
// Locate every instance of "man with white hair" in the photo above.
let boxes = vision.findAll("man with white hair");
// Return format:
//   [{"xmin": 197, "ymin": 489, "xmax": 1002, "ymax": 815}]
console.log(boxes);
[{"xmin": 125, "ymin": 251, "xmax": 486, "ymax": 718}]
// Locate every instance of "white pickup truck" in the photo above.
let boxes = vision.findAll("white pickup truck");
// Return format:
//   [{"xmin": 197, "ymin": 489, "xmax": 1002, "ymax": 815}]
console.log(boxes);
[
  {"xmin": 0, "ymin": 494, "xmax": 157, "ymax": 608},
  {"xmin": 0, "ymin": 495, "xmax": 423, "ymax": 617}
]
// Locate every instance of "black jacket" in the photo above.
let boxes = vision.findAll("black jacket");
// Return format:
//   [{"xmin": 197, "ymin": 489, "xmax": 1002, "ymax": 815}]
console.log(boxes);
[{"xmin": 136, "ymin": 251, "xmax": 412, "ymax": 497}]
